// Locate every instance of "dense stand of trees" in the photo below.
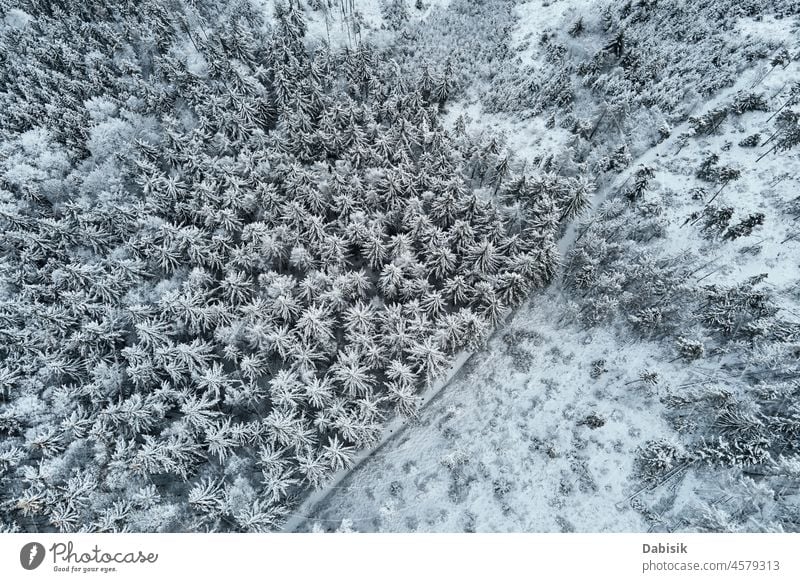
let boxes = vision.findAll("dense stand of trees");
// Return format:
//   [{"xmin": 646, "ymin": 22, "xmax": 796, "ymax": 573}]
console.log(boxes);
[{"xmin": 0, "ymin": 0, "xmax": 569, "ymax": 532}]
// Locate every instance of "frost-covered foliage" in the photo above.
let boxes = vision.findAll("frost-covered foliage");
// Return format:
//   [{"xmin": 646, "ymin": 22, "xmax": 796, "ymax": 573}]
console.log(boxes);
[
  {"xmin": 379, "ymin": 0, "xmax": 518, "ymax": 96},
  {"xmin": 0, "ymin": 0, "xmax": 562, "ymax": 532},
  {"xmin": 480, "ymin": 0, "xmax": 795, "ymax": 178},
  {"xmin": 380, "ymin": 0, "xmax": 409, "ymax": 31},
  {"xmin": 566, "ymin": 195, "xmax": 683, "ymax": 332},
  {"xmin": 566, "ymin": 75, "xmax": 800, "ymax": 531},
  {"xmin": 487, "ymin": 0, "xmax": 787, "ymax": 116}
]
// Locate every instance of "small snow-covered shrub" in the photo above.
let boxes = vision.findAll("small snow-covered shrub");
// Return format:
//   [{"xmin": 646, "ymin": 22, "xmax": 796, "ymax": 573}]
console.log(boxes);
[
  {"xmin": 675, "ymin": 337, "xmax": 705, "ymax": 361},
  {"xmin": 738, "ymin": 133, "xmax": 761, "ymax": 147},
  {"xmin": 634, "ymin": 439, "xmax": 688, "ymax": 484}
]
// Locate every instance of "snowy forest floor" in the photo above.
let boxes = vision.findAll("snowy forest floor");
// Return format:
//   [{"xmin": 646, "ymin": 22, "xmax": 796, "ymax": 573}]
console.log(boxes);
[{"xmin": 289, "ymin": 2, "xmax": 800, "ymax": 532}]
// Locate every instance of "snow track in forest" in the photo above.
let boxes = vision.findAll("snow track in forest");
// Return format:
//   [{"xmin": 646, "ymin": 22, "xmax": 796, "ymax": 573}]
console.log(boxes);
[{"xmin": 281, "ymin": 349, "xmax": 474, "ymax": 531}]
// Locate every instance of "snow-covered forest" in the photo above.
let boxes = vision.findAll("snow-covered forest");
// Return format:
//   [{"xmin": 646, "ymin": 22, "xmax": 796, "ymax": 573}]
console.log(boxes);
[{"xmin": 1, "ymin": 0, "xmax": 799, "ymax": 533}]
